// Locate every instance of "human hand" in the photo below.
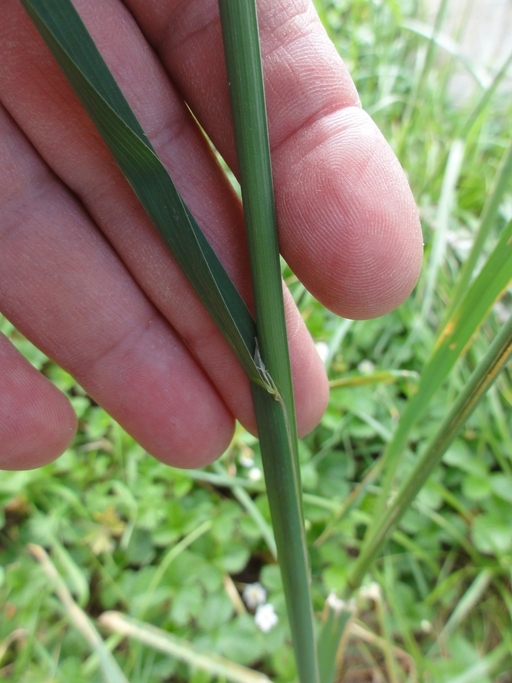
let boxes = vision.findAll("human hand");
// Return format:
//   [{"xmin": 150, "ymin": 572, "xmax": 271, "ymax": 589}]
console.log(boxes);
[{"xmin": 0, "ymin": 0, "xmax": 423, "ymax": 470}]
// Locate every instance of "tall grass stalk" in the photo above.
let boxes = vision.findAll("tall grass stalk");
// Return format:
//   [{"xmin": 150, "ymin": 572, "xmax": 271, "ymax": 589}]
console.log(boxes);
[
  {"xmin": 218, "ymin": 2, "xmax": 319, "ymax": 681},
  {"xmin": 372, "ymin": 210, "xmax": 512, "ymax": 522},
  {"xmin": 350, "ymin": 312, "xmax": 512, "ymax": 588}
]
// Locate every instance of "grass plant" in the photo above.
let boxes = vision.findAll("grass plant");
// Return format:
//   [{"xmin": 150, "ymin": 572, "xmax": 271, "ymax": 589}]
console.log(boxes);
[{"xmin": 1, "ymin": 0, "xmax": 512, "ymax": 681}]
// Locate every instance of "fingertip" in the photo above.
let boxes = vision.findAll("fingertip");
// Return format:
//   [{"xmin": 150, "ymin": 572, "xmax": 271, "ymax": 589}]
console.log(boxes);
[
  {"xmin": 80, "ymin": 318, "xmax": 238, "ymax": 471},
  {"xmin": 17, "ymin": 391, "xmax": 77, "ymax": 470},
  {"xmin": 276, "ymin": 107, "xmax": 424, "ymax": 320},
  {"xmin": 149, "ymin": 405, "xmax": 236, "ymax": 470},
  {"xmin": 0, "ymin": 339, "xmax": 77, "ymax": 470}
]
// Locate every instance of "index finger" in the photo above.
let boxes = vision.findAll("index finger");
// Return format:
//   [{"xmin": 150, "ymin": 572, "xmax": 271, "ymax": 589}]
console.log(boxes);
[{"xmin": 123, "ymin": 0, "xmax": 424, "ymax": 319}]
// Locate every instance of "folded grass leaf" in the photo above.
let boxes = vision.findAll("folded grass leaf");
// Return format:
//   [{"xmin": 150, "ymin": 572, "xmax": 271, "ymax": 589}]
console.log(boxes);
[{"xmin": 21, "ymin": 0, "xmax": 269, "ymax": 391}]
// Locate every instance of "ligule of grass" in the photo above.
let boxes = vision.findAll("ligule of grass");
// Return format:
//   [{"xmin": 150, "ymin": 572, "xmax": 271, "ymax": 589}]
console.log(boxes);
[
  {"xmin": 217, "ymin": 2, "xmax": 320, "ymax": 682},
  {"xmin": 348, "ymin": 312, "xmax": 512, "ymax": 590}
]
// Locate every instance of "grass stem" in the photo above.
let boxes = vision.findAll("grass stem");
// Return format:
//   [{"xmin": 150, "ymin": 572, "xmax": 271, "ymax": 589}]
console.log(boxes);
[{"xmin": 218, "ymin": 2, "xmax": 319, "ymax": 681}]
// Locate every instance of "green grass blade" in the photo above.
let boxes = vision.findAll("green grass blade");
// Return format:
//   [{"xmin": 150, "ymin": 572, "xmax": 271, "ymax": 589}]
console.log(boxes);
[
  {"xmin": 138, "ymin": 520, "xmax": 212, "ymax": 622},
  {"xmin": 459, "ymin": 49, "xmax": 512, "ymax": 143},
  {"xmin": 417, "ymin": 50, "xmax": 512, "ymax": 202},
  {"xmin": 402, "ymin": 18, "xmax": 489, "ymax": 90},
  {"xmin": 21, "ymin": 0, "xmax": 269, "ymax": 390},
  {"xmin": 317, "ymin": 599, "xmax": 354, "ymax": 683},
  {"xmin": 98, "ymin": 612, "xmax": 271, "ymax": 683},
  {"xmin": 446, "ymin": 134, "xmax": 512, "ymax": 318},
  {"xmin": 436, "ymin": 568, "xmax": 493, "ymax": 644},
  {"xmin": 446, "ymin": 643, "xmax": 511, "ymax": 683},
  {"xmin": 350, "ymin": 312, "xmax": 512, "ymax": 588},
  {"xmin": 329, "ymin": 369, "xmax": 419, "ymax": 389},
  {"xmin": 373, "ymin": 217, "xmax": 512, "ymax": 519},
  {"xmin": 47, "ymin": 535, "xmax": 90, "ymax": 607},
  {"xmin": 28, "ymin": 545, "xmax": 129, "ymax": 683},
  {"xmin": 397, "ymin": 0, "xmax": 450, "ymax": 159},
  {"xmin": 421, "ymin": 139, "xmax": 465, "ymax": 321},
  {"xmin": 217, "ymin": 2, "xmax": 319, "ymax": 682}
]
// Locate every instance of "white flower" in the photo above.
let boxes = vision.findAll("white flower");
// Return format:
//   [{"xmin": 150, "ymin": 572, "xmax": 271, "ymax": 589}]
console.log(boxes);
[
  {"xmin": 242, "ymin": 582, "xmax": 266, "ymax": 610},
  {"xmin": 238, "ymin": 453, "xmax": 255, "ymax": 468},
  {"xmin": 421, "ymin": 619, "xmax": 432, "ymax": 634},
  {"xmin": 254, "ymin": 603, "xmax": 278, "ymax": 633},
  {"xmin": 315, "ymin": 341, "xmax": 329, "ymax": 364},
  {"xmin": 248, "ymin": 467, "xmax": 262, "ymax": 482},
  {"xmin": 357, "ymin": 359, "xmax": 375, "ymax": 375}
]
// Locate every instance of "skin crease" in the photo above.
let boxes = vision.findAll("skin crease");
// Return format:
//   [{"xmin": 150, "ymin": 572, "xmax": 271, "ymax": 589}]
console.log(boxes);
[{"xmin": 0, "ymin": 0, "xmax": 423, "ymax": 471}]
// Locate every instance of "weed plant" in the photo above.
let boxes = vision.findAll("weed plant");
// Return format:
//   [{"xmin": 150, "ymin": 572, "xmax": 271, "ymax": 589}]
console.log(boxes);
[{"xmin": 1, "ymin": 0, "xmax": 512, "ymax": 681}]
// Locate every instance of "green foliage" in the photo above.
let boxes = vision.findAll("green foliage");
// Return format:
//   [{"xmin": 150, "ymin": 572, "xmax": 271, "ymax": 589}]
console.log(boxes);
[{"xmin": 2, "ymin": 0, "xmax": 512, "ymax": 681}]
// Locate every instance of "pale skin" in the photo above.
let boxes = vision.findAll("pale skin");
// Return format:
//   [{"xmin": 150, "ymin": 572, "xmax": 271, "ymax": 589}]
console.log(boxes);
[{"xmin": 0, "ymin": 0, "xmax": 423, "ymax": 470}]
